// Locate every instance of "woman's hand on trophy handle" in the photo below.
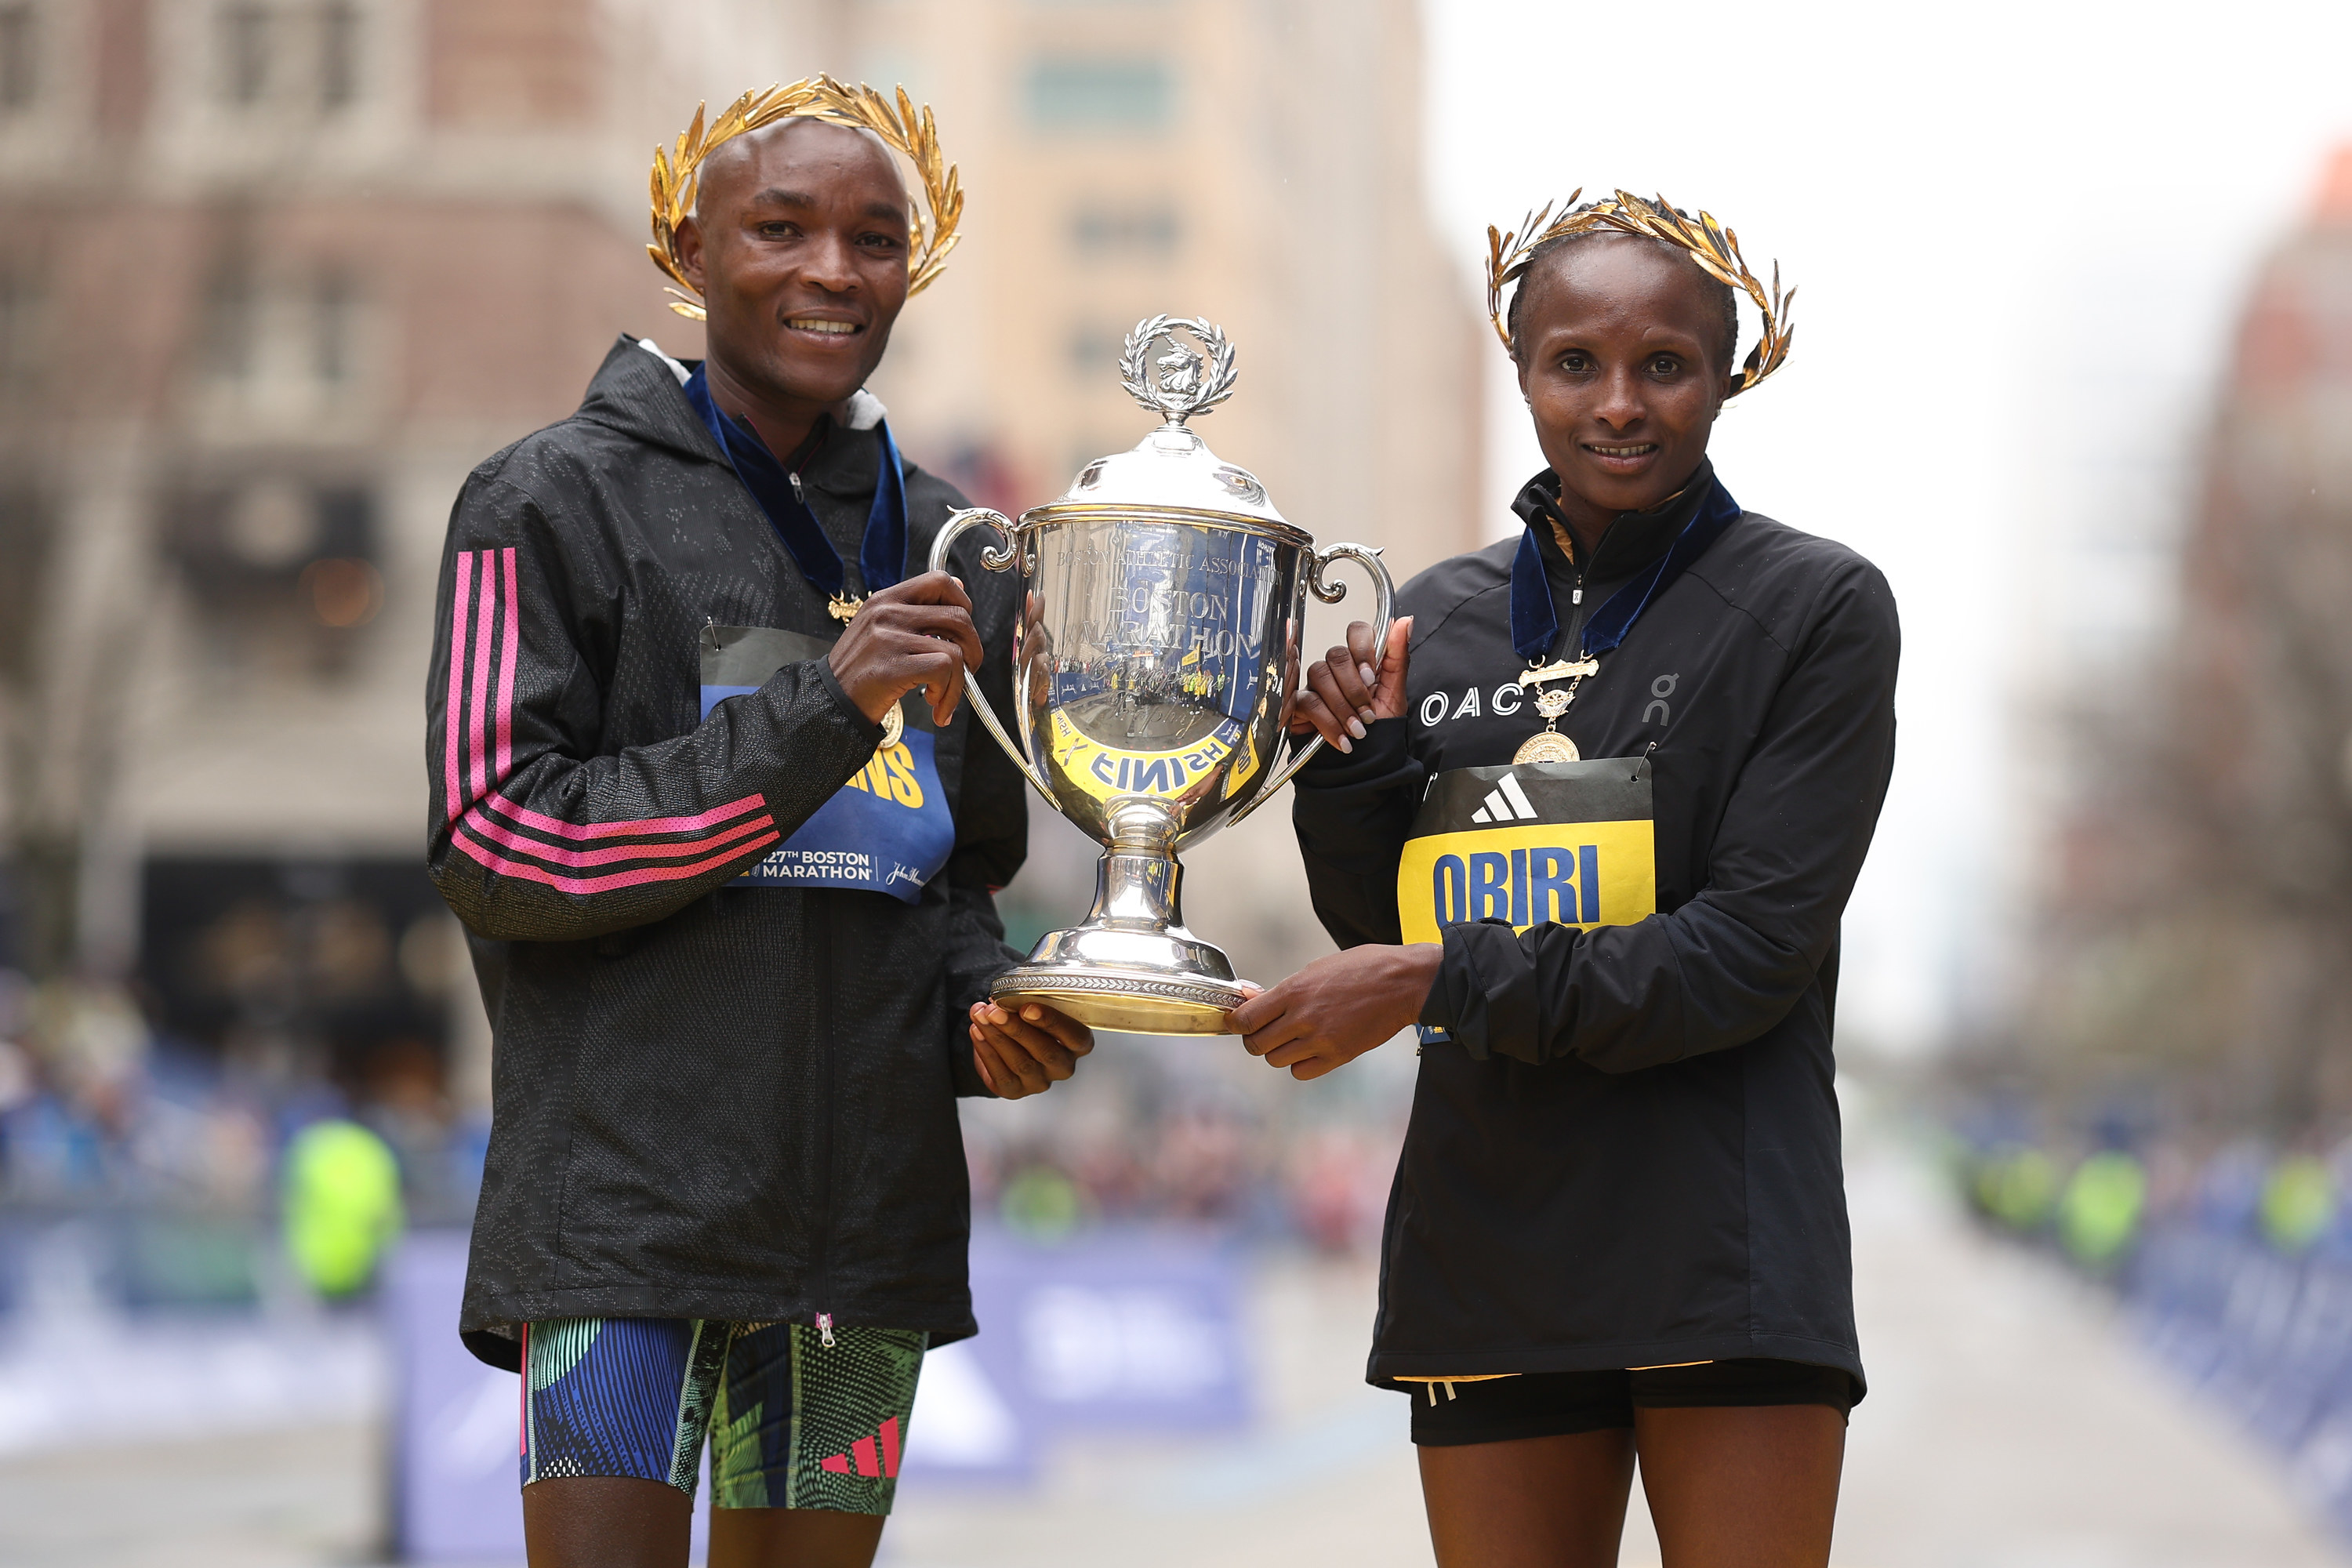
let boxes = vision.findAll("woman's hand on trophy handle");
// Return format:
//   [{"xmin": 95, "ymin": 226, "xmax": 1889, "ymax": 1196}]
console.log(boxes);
[
  {"xmin": 827, "ymin": 571, "xmax": 985, "ymax": 729},
  {"xmin": 969, "ymin": 1000, "xmax": 1095, "ymax": 1099},
  {"xmin": 1229, "ymin": 942, "xmax": 1439, "ymax": 1080},
  {"xmin": 1286, "ymin": 616, "xmax": 1412, "ymax": 753}
]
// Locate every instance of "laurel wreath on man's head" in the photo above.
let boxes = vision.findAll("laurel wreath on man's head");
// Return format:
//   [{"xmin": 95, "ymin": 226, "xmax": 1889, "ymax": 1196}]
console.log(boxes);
[
  {"xmin": 1484, "ymin": 189, "xmax": 1795, "ymax": 395},
  {"xmin": 648, "ymin": 75, "xmax": 964, "ymax": 321}
]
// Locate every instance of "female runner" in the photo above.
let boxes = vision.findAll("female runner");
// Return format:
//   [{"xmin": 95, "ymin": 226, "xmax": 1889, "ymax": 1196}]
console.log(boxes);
[{"xmin": 1228, "ymin": 195, "xmax": 1899, "ymax": 1568}]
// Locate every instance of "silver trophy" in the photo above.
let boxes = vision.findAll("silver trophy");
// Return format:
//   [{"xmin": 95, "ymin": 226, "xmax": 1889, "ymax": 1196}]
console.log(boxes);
[{"xmin": 929, "ymin": 316, "xmax": 1394, "ymax": 1035}]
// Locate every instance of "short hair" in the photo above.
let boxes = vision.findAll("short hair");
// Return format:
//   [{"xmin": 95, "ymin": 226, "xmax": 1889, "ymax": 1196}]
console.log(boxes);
[
  {"xmin": 689, "ymin": 117, "xmax": 905, "ymax": 226},
  {"xmin": 1506, "ymin": 213, "xmax": 1740, "ymax": 376}
]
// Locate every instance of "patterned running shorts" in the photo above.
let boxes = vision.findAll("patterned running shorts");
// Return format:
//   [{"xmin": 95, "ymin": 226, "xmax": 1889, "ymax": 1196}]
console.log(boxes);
[{"xmin": 521, "ymin": 1319, "xmax": 927, "ymax": 1515}]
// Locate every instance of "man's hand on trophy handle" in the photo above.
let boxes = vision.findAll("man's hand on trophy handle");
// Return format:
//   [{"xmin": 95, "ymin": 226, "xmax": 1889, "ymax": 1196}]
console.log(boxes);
[
  {"xmin": 826, "ymin": 571, "xmax": 984, "ymax": 729},
  {"xmin": 968, "ymin": 1000, "xmax": 1095, "ymax": 1099},
  {"xmin": 1287, "ymin": 616, "xmax": 1412, "ymax": 752}
]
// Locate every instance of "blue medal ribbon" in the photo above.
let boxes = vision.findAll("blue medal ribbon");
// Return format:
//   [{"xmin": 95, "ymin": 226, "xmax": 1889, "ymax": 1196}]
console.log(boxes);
[
  {"xmin": 1508, "ymin": 475, "xmax": 1744, "ymax": 662},
  {"xmin": 683, "ymin": 365, "xmax": 907, "ymax": 607}
]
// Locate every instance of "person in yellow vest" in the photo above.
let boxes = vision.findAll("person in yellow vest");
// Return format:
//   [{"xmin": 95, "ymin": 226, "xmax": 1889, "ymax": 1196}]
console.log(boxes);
[
  {"xmin": 2058, "ymin": 1149, "xmax": 2146, "ymax": 1272},
  {"xmin": 1231, "ymin": 195, "xmax": 1897, "ymax": 1566},
  {"xmin": 281, "ymin": 1118, "xmax": 404, "ymax": 1298}
]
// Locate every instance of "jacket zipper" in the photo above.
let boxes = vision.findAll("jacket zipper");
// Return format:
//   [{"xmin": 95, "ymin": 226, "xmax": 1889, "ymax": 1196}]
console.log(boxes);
[
  {"xmin": 811, "ymin": 900, "xmax": 837, "ymax": 1349},
  {"xmin": 795, "ymin": 447, "xmax": 836, "ymax": 1352}
]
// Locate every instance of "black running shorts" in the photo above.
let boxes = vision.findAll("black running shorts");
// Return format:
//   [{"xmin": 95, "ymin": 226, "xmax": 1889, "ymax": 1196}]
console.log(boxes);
[{"xmin": 1403, "ymin": 1359, "xmax": 1857, "ymax": 1446}]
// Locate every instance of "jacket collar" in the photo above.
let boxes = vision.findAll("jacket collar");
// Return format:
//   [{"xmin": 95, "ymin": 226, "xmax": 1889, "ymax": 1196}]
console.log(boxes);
[
  {"xmin": 576, "ymin": 336, "xmax": 890, "ymax": 503},
  {"xmin": 574, "ymin": 336, "xmax": 729, "ymax": 465},
  {"xmin": 1512, "ymin": 457, "xmax": 1715, "ymax": 587}
]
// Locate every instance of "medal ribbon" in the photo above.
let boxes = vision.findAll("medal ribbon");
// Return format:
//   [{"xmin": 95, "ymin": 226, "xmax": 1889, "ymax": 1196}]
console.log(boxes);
[
  {"xmin": 1508, "ymin": 475, "xmax": 1744, "ymax": 662},
  {"xmin": 683, "ymin": 365, "xmax": 908, "ymax": 608}
]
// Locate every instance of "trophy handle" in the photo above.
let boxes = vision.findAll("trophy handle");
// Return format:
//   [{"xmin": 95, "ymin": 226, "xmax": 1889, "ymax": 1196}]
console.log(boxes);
[
  {"xmin": 1223, "ymin": 541, "xmax": 1396, "ymax": 828},
  {"xmin": 927, "ymin": 507, "xmax": 1058, "ymax": 802}
]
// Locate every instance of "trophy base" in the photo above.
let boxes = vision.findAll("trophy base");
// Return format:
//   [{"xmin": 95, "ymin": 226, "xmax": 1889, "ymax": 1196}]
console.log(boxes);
[
  {"xmin": 991, "ymin": 962, "xmax": 1253, "ymax": 1036},
  {"xmin": 992, "ymin": 823, "xmax": 1254, "ymax": 1035}
]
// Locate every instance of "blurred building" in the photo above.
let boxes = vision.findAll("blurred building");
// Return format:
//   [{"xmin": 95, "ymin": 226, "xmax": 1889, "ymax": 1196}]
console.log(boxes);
[
  {"xmin": 841, "ymin": 0, "xmax": 1485, "ymax": 977},
  {"xmin": 0, "ymin": 1, "xmax": 1478, "ymax": 1149},
  {"xmin": 2008, "ymin": 147, "xmax": 2352, "ymax": 1131},
  {"xmin": 0, "ymin": 0, "xmax": 833, "ymax": 1128}
]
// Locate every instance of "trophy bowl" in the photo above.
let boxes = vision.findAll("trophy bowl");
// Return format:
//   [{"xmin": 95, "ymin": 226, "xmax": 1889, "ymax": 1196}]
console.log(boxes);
[{"xmin": 929, "ymin": 316, "xmax": 1392, "ymax": 1035}]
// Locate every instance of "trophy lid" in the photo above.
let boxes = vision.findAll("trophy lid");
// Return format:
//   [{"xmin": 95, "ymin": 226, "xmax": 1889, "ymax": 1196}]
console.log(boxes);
[{"xmin": 1029, "ymin": 316, "xmax": 1298, "ymax": 536}]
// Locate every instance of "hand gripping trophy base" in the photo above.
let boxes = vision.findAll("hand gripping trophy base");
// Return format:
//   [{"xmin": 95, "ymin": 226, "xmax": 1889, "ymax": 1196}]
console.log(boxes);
[{"xmin": 987, "ymin": 801, "xmax": 1254, "ymax": 1035}]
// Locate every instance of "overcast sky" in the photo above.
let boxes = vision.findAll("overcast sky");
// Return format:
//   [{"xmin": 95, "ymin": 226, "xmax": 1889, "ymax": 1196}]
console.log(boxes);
[{"xmin": 1420, "ymin": 0, "xmax": 2352, "ymax": 1053}]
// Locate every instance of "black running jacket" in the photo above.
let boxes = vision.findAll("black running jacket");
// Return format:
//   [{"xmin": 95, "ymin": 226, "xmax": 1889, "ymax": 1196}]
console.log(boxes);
[
  {"xmin": 425, "ymin": 338, "xmax": 1026, "ymax": 1368},
  {"xmin": 1292, "ymin": 465, "xmax": 1899, "ymax": 1393}
]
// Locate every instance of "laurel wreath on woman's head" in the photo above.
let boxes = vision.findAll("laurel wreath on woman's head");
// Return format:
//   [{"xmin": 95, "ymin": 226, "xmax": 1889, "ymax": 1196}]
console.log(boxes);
[
  {"xmin": 1484, "ymin": 189, "xmax": 1795, "ymax": 395},
  {"xmin": 647, "ymin": 75, "xmax": 964, "ymax": 321}
]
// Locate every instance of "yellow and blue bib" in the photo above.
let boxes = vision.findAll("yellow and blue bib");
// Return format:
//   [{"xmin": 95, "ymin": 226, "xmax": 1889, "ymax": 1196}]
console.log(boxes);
[
  {"xmin": 1397, "ymin": 757, "xmax": 1657, "ymax": 1040},
  {"xmin": 700, "ymin": 624, "xmax": 955, "ymax": 903}
]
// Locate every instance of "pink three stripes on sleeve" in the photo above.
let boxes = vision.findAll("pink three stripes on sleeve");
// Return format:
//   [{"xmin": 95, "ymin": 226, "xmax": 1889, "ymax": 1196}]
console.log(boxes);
[{"xmin": 441, "ymin": 546, "xmax": 779, "ymax": 892}]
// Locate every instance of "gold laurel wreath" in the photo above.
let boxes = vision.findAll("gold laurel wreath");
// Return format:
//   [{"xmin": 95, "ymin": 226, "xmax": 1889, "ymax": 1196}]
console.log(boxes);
[
  {"xmin": 647, "ymin": 75, "xmax": 964, "ymax": 321},
  {"xmin": 1484, "ymin": 189, "xmax": 1795, "ymax": 395}
]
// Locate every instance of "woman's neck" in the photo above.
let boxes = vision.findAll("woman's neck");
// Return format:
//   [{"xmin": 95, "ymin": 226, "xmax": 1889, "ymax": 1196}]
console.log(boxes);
[
  {"xmin": 1548, "ymin": 485, "xmax": 1623, "ymax": 564},
  {"xmin": 1549, "ymin": 468, "xmax": 1703, "ymax": 564}
]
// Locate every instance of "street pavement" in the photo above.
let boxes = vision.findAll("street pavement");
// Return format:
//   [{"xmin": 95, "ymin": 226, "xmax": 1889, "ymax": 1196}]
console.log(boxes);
[{"xmin": 0, "ymin": 1135, "xmax": 2342, "ymax": 1566}]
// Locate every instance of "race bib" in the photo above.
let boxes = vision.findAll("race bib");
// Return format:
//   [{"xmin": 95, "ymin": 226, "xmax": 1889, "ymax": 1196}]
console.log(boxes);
[
  {"xmin": 699, "ymin": 625, "xmax": 956, "ymax": 903},
  {"xmin": 1396, "ymin": 757, "xmax": 1657, "ymax": 1041}
]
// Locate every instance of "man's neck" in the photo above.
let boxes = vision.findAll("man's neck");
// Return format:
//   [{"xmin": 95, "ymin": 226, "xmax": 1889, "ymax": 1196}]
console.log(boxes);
[{"xmin": 700, "ymin": 352, "xmax": 846, "ymax": 458}]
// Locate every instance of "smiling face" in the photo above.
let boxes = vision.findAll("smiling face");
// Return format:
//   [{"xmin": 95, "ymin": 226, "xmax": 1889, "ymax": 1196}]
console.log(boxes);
[
  {"xmin": 676, "ymin": 117, "xmax": 913, "ymax": 416},
  {"xmin": 1513, "ymin": 235, "xmax": 1736, "ymax": 528}
]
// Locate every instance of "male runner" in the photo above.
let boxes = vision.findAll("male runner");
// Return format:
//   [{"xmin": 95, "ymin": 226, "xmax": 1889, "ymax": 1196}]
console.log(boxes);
[{"xmin": 425, "ymin": 90, "xmax": 1087, "ymax": 1568}]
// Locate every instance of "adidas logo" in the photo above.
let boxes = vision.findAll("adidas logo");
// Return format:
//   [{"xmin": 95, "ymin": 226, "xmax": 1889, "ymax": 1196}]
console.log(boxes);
[
  {"xmin": 818, "ymin": 1415, "xmax": 902, "ymax": 1479},
  {"xmin": 1468, "ymin": 773, "xmax": 1541, "ymax": 824}
]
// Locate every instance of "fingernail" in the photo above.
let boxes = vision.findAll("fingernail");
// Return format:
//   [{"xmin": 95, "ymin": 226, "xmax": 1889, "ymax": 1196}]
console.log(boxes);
[
  {"xmin": 1359, "ymin": 663, "xmax": 1377, "ymax": 687},
  {"xmin": 1335, "ymin": 735, "xmax": 1353, "ymax": 753},
  {"xmin": 1023, "ymin": 1006, "xmax": 1043, "ymax": 1022},
  {"xmin": 1358, "ymin": 706, "xmax": 1377, "ymax": 724},
  {"xmin": 1346, "ymin": 717, "xmax": 1367, "ymax": 739}
]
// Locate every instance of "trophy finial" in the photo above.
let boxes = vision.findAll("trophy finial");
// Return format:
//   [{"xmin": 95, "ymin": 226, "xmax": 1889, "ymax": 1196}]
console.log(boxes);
[
  {"xmin": 1155, "ymin": 343, "xmax": 1202, "ymax": 399},
  {"xmin": 1119, "ymin": 314, "xmax": 1239, "ymax": 425}
]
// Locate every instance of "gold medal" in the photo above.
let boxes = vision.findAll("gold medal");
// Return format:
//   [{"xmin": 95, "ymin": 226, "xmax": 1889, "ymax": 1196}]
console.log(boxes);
[
  {"xmin": 1512, "ymin": 655, "xmax": 1597, "ymax": 765},
  {"xmin": 1512, "ymin": 729, "xmax": 1579, "ymax": 764},
  {"xmin": 878, "ymin": 701, "xmax": 904, "ymax": 750}
]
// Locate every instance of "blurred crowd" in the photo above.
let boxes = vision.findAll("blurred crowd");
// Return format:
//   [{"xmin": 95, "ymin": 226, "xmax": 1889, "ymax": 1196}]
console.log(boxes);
[
  {"xmin": 0, "ymin": 959, "xmax": 1410, "ymax": 1319},
  {"xmin": 1955, "ymin": 1112, "xmax": 2352, "ymax": 1548},
  {"xmin": 0, "ymin": 964, "xmax": 481, "ymax": 1312},
  {"xmin": 958, "ymin": 1033, "xmax": 1406, "ymax": 1256},
  {"xmin": 1953, "ymin": 1114, "xmax": 2352, "ymax": 1277}
]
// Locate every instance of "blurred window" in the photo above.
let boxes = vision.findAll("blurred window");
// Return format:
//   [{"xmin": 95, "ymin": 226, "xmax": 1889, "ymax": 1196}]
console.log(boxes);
[
  {"xmin": 0, "ymin": 268, "xmax": 44, "ymax": 386},
  {"xmin": 216, "ymin": 2, "xmax": 361, "ymax": 114},
  {"xmin": 1071, "ymin": 204, "xmax": 1181, "ymax": 258},
  {"xmin": 201, "ymin": 263, "xmax": 257, "ymax": 379},
  {"xmin": 1068, "ymin": 323, "xmax": 1124, "ymax": 377},
  {"xmin": 163, "ymin": 478, "xmax": 382, "ymax": 676},
  {"xmin": 319, "ymin": 1, "xmax": 358, "ymax": 109},
  {"xmin": 201, "ymin": 260, "xmax": 368, "ymax": 396},
  {"xmin": 0, "ymin": 488, "xmax": 49, "ymax": 683},
  {"xmin": 219, "ymin": 4, "xmax": 270, "ymax": 106},
  {"xmin": 0, "ymin": 3, "xmax": 34, "ymax": 112},
  {"xmin": 1025, "ymin": 58, "xmax": 1171, "ymax": 131},
  {"xmin": 314, "ymin": 270, "xmax": 357, "ymax": 383}
]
